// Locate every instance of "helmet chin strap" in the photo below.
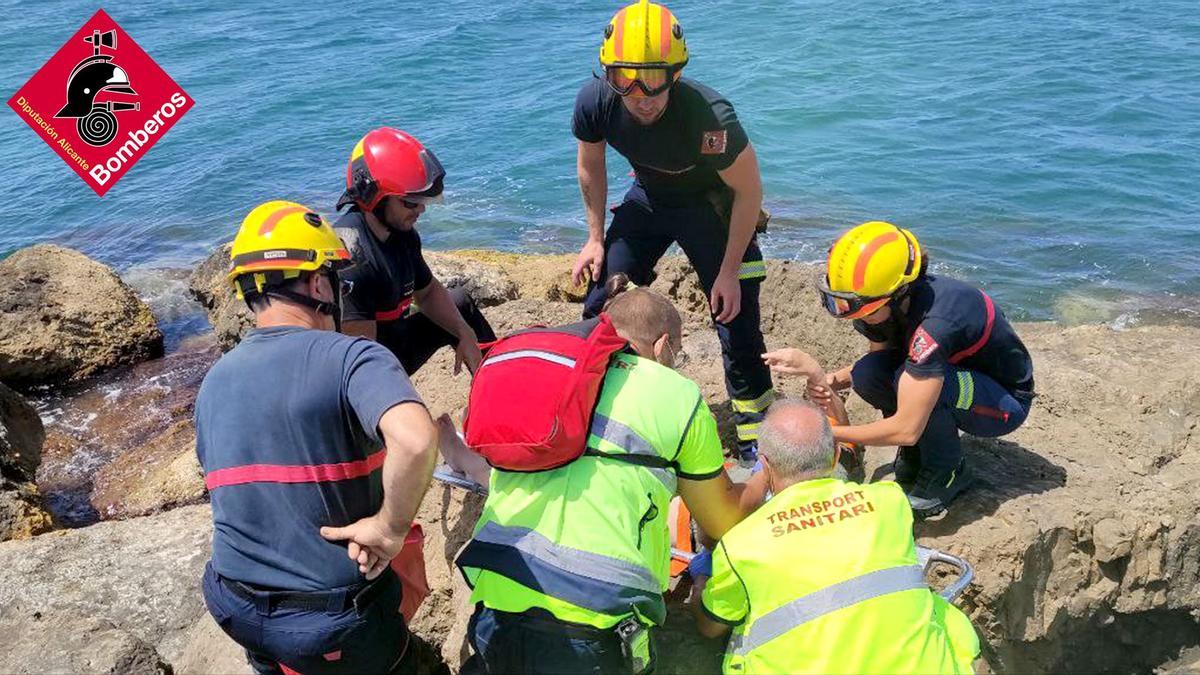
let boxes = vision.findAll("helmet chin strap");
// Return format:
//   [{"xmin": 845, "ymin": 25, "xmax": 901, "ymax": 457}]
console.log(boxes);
[{"xmin": 264, "ymin": 270, "xmax": 344, "ymax": 332}]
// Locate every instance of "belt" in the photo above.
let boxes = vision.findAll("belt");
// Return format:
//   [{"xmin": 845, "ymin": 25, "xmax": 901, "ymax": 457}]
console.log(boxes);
[
  {"xmin": 222, "ymin": 569, "xmax": 395, "ymax": 614},
  {"xmin": 494, "ymin": 607, "xmax": 619, "ymax": 642}
]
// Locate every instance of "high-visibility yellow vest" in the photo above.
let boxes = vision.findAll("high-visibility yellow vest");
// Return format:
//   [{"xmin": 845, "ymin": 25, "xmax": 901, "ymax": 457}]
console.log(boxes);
[
  {"xmin": 703, "ymin": 478, "xmax": 979, "ymax": 674},
  {"xmin": 457, "ymin": 352, "xmax": 721, "ymax": 629}
]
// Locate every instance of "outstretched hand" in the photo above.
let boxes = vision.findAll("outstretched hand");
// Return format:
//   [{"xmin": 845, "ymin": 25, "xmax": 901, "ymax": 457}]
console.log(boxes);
[
  {"xmin": 761, "ymin": 348, "xmax": 821, "ymax": 378},
  {"xmin": 454, "ymin": 333, "xmax": 483, "ymax": 376},
  {"xmin": 320, "ymin": 515, "xmax": 407, "ymax": 580}
]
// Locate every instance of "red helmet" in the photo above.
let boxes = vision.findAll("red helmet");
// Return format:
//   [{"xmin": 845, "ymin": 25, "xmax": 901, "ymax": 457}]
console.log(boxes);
[{"xmin": 336, "ymin": 127, "xmax": 445, "ymax": 211}]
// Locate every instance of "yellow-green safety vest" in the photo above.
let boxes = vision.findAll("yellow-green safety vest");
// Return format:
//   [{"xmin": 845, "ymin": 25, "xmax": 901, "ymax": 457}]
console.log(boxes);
[
  {"xmin": 457, "ymin": 352, "xmax": 712, "ymax": 629},
  {"xmin": 705, "ymin": 478, "xmax": 979, "ymax": 674}
]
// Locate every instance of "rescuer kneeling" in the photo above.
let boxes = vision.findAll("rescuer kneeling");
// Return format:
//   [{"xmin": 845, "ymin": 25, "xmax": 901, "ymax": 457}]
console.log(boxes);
[
  {"xmin": 692, "ymin": 399, "xmax": 980, "ymax": 674},
  {"xmin": 772, "ymin": 221, "xmax": 1035, "ymax": 518}
]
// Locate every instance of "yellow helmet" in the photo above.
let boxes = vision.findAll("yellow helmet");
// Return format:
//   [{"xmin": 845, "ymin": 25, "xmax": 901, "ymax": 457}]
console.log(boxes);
[
  {"xmin": 821, "ymin": 221, "xmax": 924, "ymax": 319},
  {"xmin": 600, "ymin": 0, "xmax": 688, "ymax": 69},
  {"xmin": 227, "ymin": 200, "xmax": 352, "ymax": 300}
]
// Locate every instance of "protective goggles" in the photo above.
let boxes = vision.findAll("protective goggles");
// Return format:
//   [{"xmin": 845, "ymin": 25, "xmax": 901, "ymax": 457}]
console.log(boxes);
[
  {"xmin": 818, "ymin": 279, "xmax": 891, "ymax": 320},
  {"xmin": 603, "ymin": 65, "xmax": 677, "ymax": 97}
]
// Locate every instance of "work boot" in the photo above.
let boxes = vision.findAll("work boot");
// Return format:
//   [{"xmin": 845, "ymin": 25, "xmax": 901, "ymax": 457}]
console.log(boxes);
[
  {"xmin": 892, "ymin": 445, "xmax": 921, "ymax": 488},
  {"xmin": 906, "ymin": 459, "xmax": 974, "ymax": 519}
]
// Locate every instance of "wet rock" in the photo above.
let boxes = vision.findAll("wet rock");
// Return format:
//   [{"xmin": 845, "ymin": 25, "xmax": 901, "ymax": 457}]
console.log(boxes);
[
  {"xmin": 90, "ymin": 420, "xmax": 205, "ymax": 520},
  {"xmin": 424, "ymin": 251, "xmax": 519, "ymax": 307},
  {"xmin": 0, "ymin": 613, "xmax": 169, "ymax": 674},
  {"xmin": 37, "ymin": 335, "xmax": 217, "ymax": 526},
  {"xmin": 0, "ymin": 245, "xmax": 163, "ymax": 386},
  {"xmin": 188, "ymin": 243, "xmax": 252, "ymax": 350},
  {"xmin": 0, "ymin": 381, "xmax": 43, "ymax": 482}
]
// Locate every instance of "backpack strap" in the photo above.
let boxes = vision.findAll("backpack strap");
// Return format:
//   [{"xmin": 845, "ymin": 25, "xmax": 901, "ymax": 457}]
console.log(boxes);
[{"xmin": 583, "ymin": 448, "xmax": 678, "ymax": 471}]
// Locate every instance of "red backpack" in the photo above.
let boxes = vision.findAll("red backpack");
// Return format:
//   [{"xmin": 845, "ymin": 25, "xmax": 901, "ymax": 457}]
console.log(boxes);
[{"xmin": 463, "ymin": 315, "xmax": 628, "ymax": 471}]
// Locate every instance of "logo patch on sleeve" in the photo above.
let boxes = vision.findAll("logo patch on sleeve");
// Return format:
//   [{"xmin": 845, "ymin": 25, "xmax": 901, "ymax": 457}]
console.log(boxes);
[
  {"xmin": 701, "ymin": 130, "xmax": 727, "ymax": 155},
  {"xmin": 908, "ymin": 326, "xmax": 940, "ymax": 364}
]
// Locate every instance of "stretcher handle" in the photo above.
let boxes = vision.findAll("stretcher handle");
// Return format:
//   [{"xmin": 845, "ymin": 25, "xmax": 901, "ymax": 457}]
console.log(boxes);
[
  {"xmin": 916, "ymin": 545, "xmax": 974, "ymax": 603},
  {"xmin": 433, "ymin": 469, "xmax": 488, "ymax": 495}
]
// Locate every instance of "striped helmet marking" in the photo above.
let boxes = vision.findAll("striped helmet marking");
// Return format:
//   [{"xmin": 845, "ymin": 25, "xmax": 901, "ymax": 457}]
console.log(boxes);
[
  {"xmin": 852, "ymin": 231, "xmax": 899, "ymax": 292},
  {"xmin": 612, "ymin": 8, "xmax": 627, "ymax": 61},
  {"xmin": 257, "ymin": 205, "xmax": 308, "ymax": 236},
  {"xmin": 659, "ymin": 6, "xmax": 672, "ymax": 59}
]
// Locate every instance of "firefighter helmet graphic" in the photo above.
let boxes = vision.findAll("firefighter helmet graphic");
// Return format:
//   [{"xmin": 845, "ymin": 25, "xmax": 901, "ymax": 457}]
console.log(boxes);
[{"xmin": 54, "ymin": 29, "xmax": 140, "ymax": 146}]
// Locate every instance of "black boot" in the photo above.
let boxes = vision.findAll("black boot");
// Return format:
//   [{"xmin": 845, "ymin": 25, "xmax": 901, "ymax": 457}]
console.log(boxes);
[
  {"xmin": 906, "ymin": 458, "xmax": 974, "ymax": 519},
  {"xmin": 892, "ymin": 445, "xmax": 921, "ymax": 488}
]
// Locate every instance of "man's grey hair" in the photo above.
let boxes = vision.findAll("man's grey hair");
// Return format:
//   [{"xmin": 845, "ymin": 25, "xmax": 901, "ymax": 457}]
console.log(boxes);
[{"xmin": 757, "ymin": 399, "xmax": 836, "ymax": 479}]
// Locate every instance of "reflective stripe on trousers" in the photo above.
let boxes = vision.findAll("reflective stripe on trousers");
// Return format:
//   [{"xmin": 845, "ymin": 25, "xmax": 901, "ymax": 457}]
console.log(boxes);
[
  {"xmin": 588, "ymin": 413, "xmax": 677, "ymax": 494},
  {"xmin": 458, "ymin": 522, "xmax": 667, "ymax": 626},
  {"xmin": 728, "ymin": 565, "xmax": 927, "ymax": 656}
]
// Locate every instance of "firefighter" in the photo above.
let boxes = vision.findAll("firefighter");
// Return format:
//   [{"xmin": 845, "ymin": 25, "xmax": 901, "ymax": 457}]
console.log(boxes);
[
  {"xmin": 334, "ymin": 127, "xmax": 496, "ymax": 375},
  {"xmin": 571, "ymin": 0, "xmax": 773, "ymax": 463},
  {"xmin": 800, "ymin": 221, "xmax": 1035, "ymax": 518}
]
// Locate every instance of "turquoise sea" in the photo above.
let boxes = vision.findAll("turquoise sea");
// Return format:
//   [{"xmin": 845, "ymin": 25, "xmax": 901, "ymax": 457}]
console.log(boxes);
[{"xmin": 2, "ymin": 0, "xmax": 1198, "ymax": 328}]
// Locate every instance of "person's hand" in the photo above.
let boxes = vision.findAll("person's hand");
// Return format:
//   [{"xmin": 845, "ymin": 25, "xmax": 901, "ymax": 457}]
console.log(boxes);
[
  {"xmin": 320, "ymin": 515, "xmax": 407, "ymax": 580},
  {"xmin": 762, "ymin": 348, "xmax": 819, "ymax": 377},
  {"xmin": 806, "ymin": 378, "xmax": 835, "ymax": 408},
  {"xmin": 454, "ymin": 330, "xmax": 482, "ymax": 375},
  {"xmin": 572, "ymin": 239, "xmax": 605, "ymax": 286},
  {"xmin": 710, "ymin": 270, "xmax": 741, "ymax": 323}
]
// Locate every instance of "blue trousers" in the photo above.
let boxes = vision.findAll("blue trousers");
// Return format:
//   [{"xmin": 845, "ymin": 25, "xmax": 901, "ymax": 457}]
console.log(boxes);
[
  {"xmin": 850, "ymin": 350, "xmax": 1031, "ymax": 471},
  {"xmin": 464, "ymin": 606, "xmax": 649, "ymax": 675},
  {"xmin": 582, "ymin": 200, "xmax": 773, "ymax": 453},
  {"xmin": 202, "ymin": 562, "xmax": 413, "ymax": 674}
]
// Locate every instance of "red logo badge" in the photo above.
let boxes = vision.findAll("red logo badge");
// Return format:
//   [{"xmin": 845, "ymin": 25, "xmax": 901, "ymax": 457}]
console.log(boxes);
[
  {"xmin": 701, "ymin": 129, "xmax": 727, "ymax": 155},
  {"xmin": 7, "ymin": 10, "xmax": 193, "ymax": 196},
  {"xmin": 908, "ymin": 326, "xmax": 940, "ymax": 364}
]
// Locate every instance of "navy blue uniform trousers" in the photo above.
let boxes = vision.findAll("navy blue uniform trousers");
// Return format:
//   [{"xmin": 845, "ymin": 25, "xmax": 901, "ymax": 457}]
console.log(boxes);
[
  {"xmin": 202, "ymin": 563, "xmax": 416, "ymax": 674},
  {"xmin": 851, "ymin": 350, "xmax": 1032, "ymax": 471},
  {"xmin": 582, "ymin": 200, "xmax": 773, "ymax": 454}
]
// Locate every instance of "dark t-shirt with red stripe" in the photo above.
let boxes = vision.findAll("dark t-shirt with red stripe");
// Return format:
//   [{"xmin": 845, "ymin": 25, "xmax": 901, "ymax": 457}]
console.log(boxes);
[
  {"xmin": 335, "ymin": 209, "xmax": 434, "ymax": 335},
  {"xmin": 853, "ymin": 275, "xmax": 1034, "ymax": 393},
  {"xmin": 195, "ymin": 326, "xmax": 422, "ymax": 591}
]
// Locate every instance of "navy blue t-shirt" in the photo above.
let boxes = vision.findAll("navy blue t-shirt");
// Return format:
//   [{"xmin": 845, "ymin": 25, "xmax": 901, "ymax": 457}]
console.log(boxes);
[
  {"xmin": 334, "ymin": 209, "xmax": 434, "ymax": 325},
  {"xmin": 854, "ymin": 275, "xmax": 1035, "ymax": 393},
  {"xmin": 572, "ymin": 77, "xmax": 749, "ymax": 208},
  {"xmin": 195, "ymin": 326, "xmax": 423, "ymax": 591}
]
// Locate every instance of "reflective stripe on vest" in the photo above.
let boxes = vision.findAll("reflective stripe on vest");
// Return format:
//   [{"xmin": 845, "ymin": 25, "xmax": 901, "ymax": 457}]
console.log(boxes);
[
  {"xmin": 457, "ymin": 522, "xmax": 667, "ymax": 625},
  {"xmin": 729, "ymin": 564, "xmax": 927, "ymax": 656},
  {"xmin": 588, "ymin": 413, "xmax": 677, "ymax": 493}
]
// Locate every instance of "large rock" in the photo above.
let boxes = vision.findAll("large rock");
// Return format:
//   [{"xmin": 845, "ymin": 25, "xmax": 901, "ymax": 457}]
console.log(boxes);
[
  {"xmin": 188, "ymin": 243, "xmax": 252, "ymax": 351},
  {"xmin": 0, "ymin": 504, "xmax": 213, "ymax": 669},
  {"xmin": 0, "ymin": 613, "xmax": 169, "ymax": 674},
  {"xmin": 0, "ymin": 245, "xmax": 163, "ymax": 387},
  {"xmin": 424, "ymin": 251, "xmax": 519, "ymax": 307}
]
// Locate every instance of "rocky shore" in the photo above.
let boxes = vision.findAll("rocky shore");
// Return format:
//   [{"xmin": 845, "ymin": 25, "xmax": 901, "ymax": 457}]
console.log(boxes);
[{"xmin": 0, "ymin": 243, "xmax": 1197, "ymax": 673}]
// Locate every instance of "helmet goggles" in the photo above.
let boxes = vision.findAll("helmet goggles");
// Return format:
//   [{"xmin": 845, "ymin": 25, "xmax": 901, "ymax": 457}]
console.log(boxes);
[
  {"xmin": 818, "ymin": 278, "xmax": 891, "ymax": 320},
  {"xmin": 338, "ymin": 148, "xmax": 446, "ymax": 210},
  {"xmin": 603, "ymin": 65, "xmax": 678, "ymax": 97}
]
